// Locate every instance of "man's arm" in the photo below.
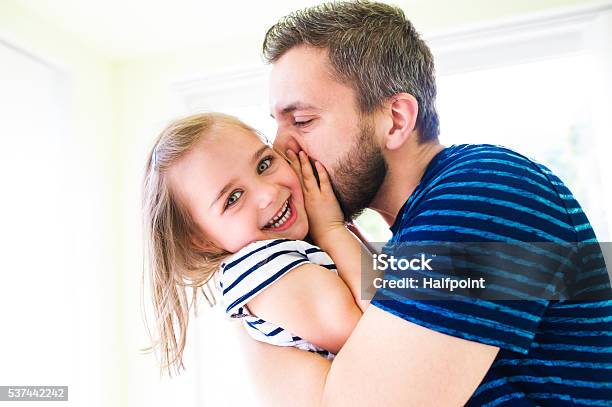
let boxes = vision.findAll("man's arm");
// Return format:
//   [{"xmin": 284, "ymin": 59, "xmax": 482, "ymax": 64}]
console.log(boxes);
[{"xmin": 238, "ymin": 305, "xmax": 498, "ymax": 407}]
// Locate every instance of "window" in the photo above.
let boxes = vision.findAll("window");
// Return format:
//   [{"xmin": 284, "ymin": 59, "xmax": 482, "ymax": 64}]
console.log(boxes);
[
  {"xmin": 430, "ymin": 5, "xmax": 612, "ymax": 240},
  {"xmin": 436, "ymin": 54, "xmax": 607, "ymax": 238}
]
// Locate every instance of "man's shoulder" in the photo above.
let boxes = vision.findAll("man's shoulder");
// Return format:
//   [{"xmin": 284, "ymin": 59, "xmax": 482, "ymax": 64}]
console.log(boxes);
[
  {"xmin": 394, "ymin": 144, "xmax": 578, "ymax": 242},
  {"xmin": 429, "ymin": 144, "xmax": 544, "ymax": 180},
  {"xmin": 417, "ymin": 143, "xmax": 558, "ymax": 200}
]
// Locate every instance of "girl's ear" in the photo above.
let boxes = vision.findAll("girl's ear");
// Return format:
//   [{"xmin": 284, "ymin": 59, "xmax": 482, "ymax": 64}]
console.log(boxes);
[{"xmin": 190, "ymin": 233, "xmax": 223, "ymax": 254}]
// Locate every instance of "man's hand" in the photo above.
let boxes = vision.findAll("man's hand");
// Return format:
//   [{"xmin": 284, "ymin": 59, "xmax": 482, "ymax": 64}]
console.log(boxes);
[{"xmin": 287, "ymin": 150, "xmax": 344, "ymax": 247}]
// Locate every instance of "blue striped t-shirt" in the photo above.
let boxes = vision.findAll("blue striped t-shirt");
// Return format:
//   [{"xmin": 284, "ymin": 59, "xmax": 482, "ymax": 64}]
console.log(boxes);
[{"xmin": 371, "ymin": 144, "xmax": 612, "ymax": 406}]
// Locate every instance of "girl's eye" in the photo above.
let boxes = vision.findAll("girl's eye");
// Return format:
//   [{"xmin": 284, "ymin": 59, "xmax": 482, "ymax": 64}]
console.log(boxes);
[
  {"xmin": 294, "ymin": 118, "xmax": 314, "ymax": 127},
  {"xmin": 257, "ymin": 156, "xmax": 273, "ymax": 174},
  {"xmin": 225, "ymin": 190, "xmax": 243, "ymax": 208}
]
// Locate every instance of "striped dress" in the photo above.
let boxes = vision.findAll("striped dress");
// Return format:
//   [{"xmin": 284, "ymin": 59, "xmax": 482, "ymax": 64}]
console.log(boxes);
[
  {"xmin": 371, "ymin": 144, "xmax": 612, "ymax": 406},
  {"xmin": 219, "ymin": 239, "xmax": 337, "ymax": 360}
]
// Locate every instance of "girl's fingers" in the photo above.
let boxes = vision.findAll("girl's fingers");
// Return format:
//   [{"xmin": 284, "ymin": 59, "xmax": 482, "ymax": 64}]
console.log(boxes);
[
  {"xmin": 286, "ymin": 149, "xmax": 299, "ymax": 170},
  {"xmin": 314, "ymin": 161, "xmax": 333, "ymax": 195},
  {"xmin": 299, "ymin": 151, "xmax": 318, "ymax": 193},
  {"xmin": 286, "ymin": 150, "xmax": 305, "ymax": 188}
]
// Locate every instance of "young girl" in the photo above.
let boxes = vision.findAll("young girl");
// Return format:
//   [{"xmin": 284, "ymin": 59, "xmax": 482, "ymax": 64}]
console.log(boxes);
[{"xmin": 142, "ymin": 112, "xmax": 369, "ymax": 374}]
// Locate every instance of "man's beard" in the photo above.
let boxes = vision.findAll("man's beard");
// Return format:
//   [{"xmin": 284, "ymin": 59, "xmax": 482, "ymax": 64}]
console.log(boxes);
[{"xmin": 331, "ymin": 116, "xmax": 387, "ymax": 221}]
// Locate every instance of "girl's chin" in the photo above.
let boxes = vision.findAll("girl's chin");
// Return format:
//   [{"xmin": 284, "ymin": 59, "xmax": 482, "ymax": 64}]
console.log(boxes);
[
  {"xmin": 273, "ymin": 222, "xmax": 308, "ymax": 240},
  {"xmin": 293, "ymin": 207, "xmax": 309, "ymax": 238},
  {"xmin": 293, "ymin": 221, "xmax": 309, "ymax": 240}
]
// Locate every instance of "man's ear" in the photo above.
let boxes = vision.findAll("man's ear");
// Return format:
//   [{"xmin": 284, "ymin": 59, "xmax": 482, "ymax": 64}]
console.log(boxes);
[{"xmin": 384, "ymin": 93, "xmax": 419, "ymax": 151}]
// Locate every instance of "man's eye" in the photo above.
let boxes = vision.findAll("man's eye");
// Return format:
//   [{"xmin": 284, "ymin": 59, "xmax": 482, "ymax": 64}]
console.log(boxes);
[
  {"xmin": 294, "ymin": 119, "xmax": 314, "ymax": 127},
  {"xmin": 257, "ymin": 156, "xmax": 273, "ymax": 174},
  {"xmin": 226, "ymin": 190, "xmax": 243, "ymax": 208}
]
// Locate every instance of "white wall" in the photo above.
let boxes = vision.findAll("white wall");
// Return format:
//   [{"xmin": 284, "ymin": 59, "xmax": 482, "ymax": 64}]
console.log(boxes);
[{"xmin": 0, "ymin": 2, "xmax": 121, "ymax": 406}]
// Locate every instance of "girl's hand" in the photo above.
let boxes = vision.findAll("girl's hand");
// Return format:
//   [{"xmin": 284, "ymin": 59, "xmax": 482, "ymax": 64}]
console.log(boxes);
[{"xmin": 286, "ymin": 150, "xmax": 345, "ymax": 246}]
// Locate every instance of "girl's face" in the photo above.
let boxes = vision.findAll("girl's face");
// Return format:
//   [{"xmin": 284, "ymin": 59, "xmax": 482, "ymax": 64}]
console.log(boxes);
[{"xmin": 167, "ymin": 125, "xmax": 309, "ymax": 253}]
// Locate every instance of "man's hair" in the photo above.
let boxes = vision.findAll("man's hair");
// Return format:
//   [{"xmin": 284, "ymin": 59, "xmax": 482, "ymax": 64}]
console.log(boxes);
[{"xmin": 263, "ymin": 0, "xmax": 439, "ymax": 142}]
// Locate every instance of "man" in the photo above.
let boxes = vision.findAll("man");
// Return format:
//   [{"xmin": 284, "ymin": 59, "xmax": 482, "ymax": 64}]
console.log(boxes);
[{"xmin": 238, "ymin": 2, "xmax": 612, "ymax": 406}]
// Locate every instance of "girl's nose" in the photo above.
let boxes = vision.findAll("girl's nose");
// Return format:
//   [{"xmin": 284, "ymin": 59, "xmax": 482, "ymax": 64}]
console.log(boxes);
[{"xmin": 257, "ymin": 182, "xmax": 279, "ymax": 210}]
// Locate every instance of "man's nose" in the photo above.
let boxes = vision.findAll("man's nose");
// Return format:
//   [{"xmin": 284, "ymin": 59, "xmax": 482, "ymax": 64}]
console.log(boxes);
[{"xmin": 273, "ymin": 127, "xmax": 301, "ymax": 154}]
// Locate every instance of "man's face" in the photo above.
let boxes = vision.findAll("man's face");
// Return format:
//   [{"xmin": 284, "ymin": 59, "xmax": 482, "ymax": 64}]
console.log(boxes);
[{"xmin": 270, "ymin": 45, "xmax": 387, "ymax": 219}]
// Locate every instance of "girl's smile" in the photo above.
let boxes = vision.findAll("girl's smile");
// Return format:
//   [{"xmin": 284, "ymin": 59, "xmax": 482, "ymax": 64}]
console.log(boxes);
[{"xmin": 263, "ymin": 196, "xmax": 297, "ymax": 231}]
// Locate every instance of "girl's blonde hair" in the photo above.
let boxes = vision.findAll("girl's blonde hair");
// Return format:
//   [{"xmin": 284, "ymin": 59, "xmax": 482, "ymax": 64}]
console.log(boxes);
[{"xmin": 142, "ymin": 112, "xmax": 260, "ymax": 375}]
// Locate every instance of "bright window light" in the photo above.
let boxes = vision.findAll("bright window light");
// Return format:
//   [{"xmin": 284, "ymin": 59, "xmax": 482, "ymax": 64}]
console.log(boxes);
[{"xmin": 437, "ymin": 53, "xmax": 609, "ymax": 240}]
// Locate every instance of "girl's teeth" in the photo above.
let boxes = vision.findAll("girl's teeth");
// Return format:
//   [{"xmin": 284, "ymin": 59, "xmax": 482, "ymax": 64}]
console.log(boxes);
[
  {"xmin": 270, "ymin": 201, "xmax": 288, "ymax": 222},
  {"xmin": 268, "ymin": 205, "xmax": 291, "ymax": 229}
]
